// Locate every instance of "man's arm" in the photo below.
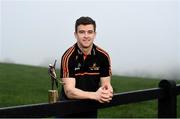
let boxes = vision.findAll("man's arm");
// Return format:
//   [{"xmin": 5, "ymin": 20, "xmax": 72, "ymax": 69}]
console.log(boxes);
[
  {"xmin": 100, "ymin": 76, "xmax": 113, "ymax": 99},
  {"xmin": 62, "ymin": 77, "xmax": 112, "ymax": 103}
]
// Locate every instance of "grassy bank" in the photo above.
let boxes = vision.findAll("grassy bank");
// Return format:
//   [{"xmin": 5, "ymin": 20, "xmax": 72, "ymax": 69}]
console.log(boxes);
[{"xmin": 0, "ymin": 63, "xmax": 179, "ymax": 117}]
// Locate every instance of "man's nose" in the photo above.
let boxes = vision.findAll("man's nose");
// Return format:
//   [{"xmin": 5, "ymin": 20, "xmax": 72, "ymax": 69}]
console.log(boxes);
[{"xmin": 84, "ymin": 32, "xmax": 88, "ymax": 37}]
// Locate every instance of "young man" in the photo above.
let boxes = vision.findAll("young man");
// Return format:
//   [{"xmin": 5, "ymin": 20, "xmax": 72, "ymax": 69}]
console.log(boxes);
[{"xmin": 59, "ymin": 16, "xmax": 113, "ymax": 118}]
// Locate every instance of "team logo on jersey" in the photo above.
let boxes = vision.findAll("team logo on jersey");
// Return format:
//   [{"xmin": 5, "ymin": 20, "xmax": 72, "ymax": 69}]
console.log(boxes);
[
  {"xmin": 75, "ymin": 55, "xmax": 78, "ymax": 60},
  {"xmin": 75, "ymin": 63, "xmax": 81, "ymax": 71},
  {"xmin": 89, "ymin": 63, "xmax": 100, "ymax": 71}
]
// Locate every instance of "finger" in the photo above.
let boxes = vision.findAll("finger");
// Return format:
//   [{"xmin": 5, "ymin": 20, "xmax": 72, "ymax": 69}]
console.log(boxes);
[
  {"xmin": 109, "ymin": 92, "xmax": 113, "ymax": 97},
  {"xmin": 110, "ymin": 89, "xmax": 113, "ymax": 93},
  {"xmin": 101, "ymin": 91, "xmax": 109, "ymax": 95},
  {"xmin": 101, "ymin": 94, "xmax": 110, "ymax": 99},
  {"xmin": 98, "ymin": 100, "xmax": 104, "ymax": 103},
  {"xmin": 102, "ymin": 90, "xmax": 113, "ymax": 98},
  {"xmin": 100, "ymin": 97, "xmax": 111, "ymax": 103},
  {"xmin": 100, "ymin": 95, "xmax": 113, "ymax": 103},
  {"xmin": 101, "ymin": 89, "xmax": 109, "ymax": 94}
]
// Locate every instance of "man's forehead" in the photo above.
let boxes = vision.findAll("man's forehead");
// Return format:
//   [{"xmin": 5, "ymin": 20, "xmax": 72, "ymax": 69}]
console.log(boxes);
[{"xmin": 77, "ymin": 24, "xmax": 94, "ymax": 30}]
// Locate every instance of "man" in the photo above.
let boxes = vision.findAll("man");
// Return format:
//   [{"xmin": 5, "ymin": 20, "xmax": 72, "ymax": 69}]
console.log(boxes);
[{"xmin": 59, "ymin": 16, "xmax": 113, "ymax": 118}]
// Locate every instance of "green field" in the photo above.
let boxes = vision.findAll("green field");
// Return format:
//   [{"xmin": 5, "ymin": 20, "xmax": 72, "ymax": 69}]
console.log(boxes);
[{"xmin": 0, "ymin": 62, "xmax": 180, "ymax": 118}]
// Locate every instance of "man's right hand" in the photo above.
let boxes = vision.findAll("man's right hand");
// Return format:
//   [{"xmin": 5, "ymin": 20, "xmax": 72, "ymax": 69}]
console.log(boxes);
[{"xmin": 95, "ymin": 86, "xmax": 113, "ymax": 103}]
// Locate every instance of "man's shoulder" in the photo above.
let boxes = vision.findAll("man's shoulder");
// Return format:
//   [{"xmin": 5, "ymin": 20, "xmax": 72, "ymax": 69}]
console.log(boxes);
[
  {"xmin": 95, "ymin": 44, "xmax": 110, "ymax": 58},
  {"xmin": 62, "ymin": 44, "xmax": 76, "ymax": 58}
]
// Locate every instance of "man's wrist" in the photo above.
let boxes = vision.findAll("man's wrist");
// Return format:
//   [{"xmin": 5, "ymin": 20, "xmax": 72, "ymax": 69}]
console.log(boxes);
[{"xmin": 87, "ymin": 92, "xmax": 97, "ymax": 101}]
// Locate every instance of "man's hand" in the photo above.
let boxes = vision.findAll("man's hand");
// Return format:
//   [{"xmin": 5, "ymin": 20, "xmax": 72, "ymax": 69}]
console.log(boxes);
[
  {"xmin": 95, "ymin": 86, "xmax": 113, "ymax": 103},
  {"xmin": 102, "ymin": 84, "xmax": 113, "ymax": 98},
  {"xmin": 98, "ymin": 76, "xmax": 113, "ymax": 103}
]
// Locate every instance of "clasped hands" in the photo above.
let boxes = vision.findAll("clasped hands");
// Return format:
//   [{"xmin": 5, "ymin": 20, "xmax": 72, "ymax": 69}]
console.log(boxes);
[{"xmin": 95, "ymin": 85, "xmax": 113, "ymax": 103}]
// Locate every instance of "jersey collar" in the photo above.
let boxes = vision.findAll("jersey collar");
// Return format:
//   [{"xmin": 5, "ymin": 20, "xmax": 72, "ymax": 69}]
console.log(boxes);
[{"xmin": 75, "ymin": 43, "xmax": 96, "ymax": 56}]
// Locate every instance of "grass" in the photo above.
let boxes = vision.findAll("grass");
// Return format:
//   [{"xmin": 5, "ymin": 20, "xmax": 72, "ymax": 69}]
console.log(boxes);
[
  {"xmin": 0, "ymin": 63, "xmax": 51, "ymax": 106},
  {"xmin": 0, "ymin": 62, "xmax": 180, "ymax": 117}
]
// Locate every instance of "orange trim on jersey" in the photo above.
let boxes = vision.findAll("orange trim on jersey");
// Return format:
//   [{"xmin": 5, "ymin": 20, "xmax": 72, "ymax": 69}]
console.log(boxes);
[
  {"xmin": 96, "ymin": 47, "xmax": 110, "ymax": 62},
  {"xmin": 75, "ymin": 72, "xmax": 100, "ymax": 76},
  {"xmin": 96, "ymin": 46, "xmax": 112, "ymax": 76},
  {"xmin": 62, "ymin": 47, "xmax": 72, "ymax": 77},
  {"xmin": 62, "ymin": 46, "xmax": 75, "ymax": 77},
  {"xmin": 65, "ymin": 48, "xmax": 75, "ymax": 77}
]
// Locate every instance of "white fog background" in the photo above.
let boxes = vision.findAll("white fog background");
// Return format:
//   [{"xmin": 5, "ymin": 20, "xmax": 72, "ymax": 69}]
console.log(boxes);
[{"xmin": 0, "ymin": 0, "xmax": 180, "ymax": 79}]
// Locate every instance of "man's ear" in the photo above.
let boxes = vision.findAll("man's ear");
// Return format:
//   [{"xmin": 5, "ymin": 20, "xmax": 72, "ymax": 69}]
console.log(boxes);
[{"xmin": 74, "ymin": 32, "xmax": 77, "ymax": 39}]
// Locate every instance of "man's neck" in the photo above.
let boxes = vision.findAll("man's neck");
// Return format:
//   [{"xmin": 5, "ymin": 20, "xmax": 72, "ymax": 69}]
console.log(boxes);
[{"xmin": 77, "ymin": 43, "xmax": 93, "ymax": 55}]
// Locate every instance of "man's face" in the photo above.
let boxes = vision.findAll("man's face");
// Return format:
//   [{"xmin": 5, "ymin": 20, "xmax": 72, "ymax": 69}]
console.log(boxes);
[{"xmin": 74, "ymin": 24, "xmax": 96, "ymax": 48}]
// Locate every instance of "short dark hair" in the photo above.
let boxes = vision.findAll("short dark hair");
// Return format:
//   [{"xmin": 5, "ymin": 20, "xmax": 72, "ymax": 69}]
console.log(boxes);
[{"xmin": 75, "ymin": 16, "xmax": 96, "ymax": 33}]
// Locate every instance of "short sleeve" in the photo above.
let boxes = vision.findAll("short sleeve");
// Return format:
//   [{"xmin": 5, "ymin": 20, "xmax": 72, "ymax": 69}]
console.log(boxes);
[
  {"xmin": 100, "ymin": 54, "xmax": 112, "ymax": 77},
  {"xmin": 60, "ymin": 56, "xmax": 75, "ymax": 78},
  {"xmin": 60, "ymin": 47, "xmax": 75, "ymax": 78}
]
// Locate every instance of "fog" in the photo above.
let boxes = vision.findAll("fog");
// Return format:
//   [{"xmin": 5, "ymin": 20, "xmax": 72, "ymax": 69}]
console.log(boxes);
[{"xmin": 1, "ymin": 0, "xmax": 180, "ymax": 79}]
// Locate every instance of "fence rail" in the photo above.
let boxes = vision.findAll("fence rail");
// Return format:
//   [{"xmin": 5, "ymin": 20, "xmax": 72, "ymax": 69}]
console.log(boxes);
[{"xmin": 0, "ymin": 79, "xmax": 180, "ymax": 118}]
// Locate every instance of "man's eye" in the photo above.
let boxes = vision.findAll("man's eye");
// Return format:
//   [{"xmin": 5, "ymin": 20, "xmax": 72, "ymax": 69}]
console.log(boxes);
[
  {"xmin": 79, "ymin": 31, "xmax": 85, "ymax": 34},
  {"xmin": 88, "ymin": 31, "xmax": 94, "ymax": 34}
]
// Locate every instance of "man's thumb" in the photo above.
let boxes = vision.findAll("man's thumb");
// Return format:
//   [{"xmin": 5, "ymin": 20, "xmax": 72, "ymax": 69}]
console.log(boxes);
[{"xmin": 102, "ymin": 84, "xmax": 108, "ymax": 90}]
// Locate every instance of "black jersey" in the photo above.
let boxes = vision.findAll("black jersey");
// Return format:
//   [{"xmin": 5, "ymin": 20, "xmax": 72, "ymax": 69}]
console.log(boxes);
[
  {"xmin": 60, "ymin": 43, "xmax": 111, "ymax": 100},
  {"xmin": 59, "ymin": 43, "xmax": 111, "ymax": 118}
]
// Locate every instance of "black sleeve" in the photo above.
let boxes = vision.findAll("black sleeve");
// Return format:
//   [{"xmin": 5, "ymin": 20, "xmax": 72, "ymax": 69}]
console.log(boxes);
[
  {"xmin": 100, "ymin": 54, "xmax": 112, "ymax": 77},
  {"xmin": 60, "ymin": 54, "xmax": 75, "ymax": 78}
]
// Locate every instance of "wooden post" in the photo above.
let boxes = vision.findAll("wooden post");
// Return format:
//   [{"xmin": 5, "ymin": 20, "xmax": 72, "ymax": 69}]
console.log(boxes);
[
  {"xmin": 48, "ymin": 90, "xmax": 59, "ymax": 104},
  {"xmin": 158, "ymin": 79, "xmax": 177, "ymax": 118}
]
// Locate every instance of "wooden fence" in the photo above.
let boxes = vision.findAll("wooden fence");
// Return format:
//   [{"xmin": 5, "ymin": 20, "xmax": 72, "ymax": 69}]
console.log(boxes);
[{"xmin": 0, "ymin": 79, "xmax": 180, "ymax": 118}]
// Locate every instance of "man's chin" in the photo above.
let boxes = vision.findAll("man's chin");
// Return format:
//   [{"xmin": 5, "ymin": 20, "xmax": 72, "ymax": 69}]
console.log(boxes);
[{"xmin": 82, "ymin": 44, "xmax": 92, "ymax": 48}]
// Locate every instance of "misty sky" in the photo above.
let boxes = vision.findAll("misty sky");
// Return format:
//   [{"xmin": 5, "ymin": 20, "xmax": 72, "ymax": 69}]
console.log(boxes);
[{"xmin": 1, "ymin": 0, "xmax": 180, "ymax": 79}]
